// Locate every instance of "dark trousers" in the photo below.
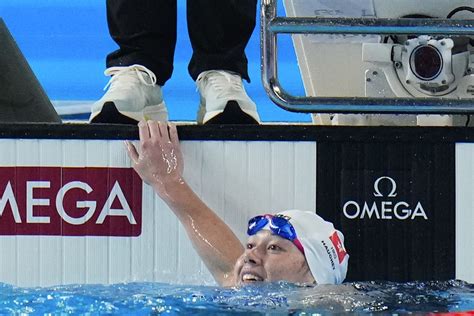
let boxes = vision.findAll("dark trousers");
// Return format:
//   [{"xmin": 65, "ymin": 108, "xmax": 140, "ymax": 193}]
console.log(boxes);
[{"xmin": 106, "ymin": 0, "xmax": 257, "ymax": 86}]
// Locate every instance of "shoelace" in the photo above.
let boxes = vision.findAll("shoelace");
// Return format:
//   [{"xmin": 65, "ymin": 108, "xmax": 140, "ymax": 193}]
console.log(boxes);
[
  {"xmin": 103, "ymin": 64, "xmax": 157, "ymax": 92},
  {"xmin": 197, "ymin": 70, "xmax": 244, "ymax": 99}
]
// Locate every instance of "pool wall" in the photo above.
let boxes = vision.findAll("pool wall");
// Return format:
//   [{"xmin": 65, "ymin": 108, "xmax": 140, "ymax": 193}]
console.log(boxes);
[
  {"xmin": 0, "ymin": 125, "xmax": 316, "ymax": 287},
  {"xmin": 0, "ymin": 124, "xmax": 472, "ymax": 287}
]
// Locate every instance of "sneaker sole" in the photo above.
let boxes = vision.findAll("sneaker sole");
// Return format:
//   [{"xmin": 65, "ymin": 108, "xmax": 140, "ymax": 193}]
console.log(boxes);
[
  {"xmin": 90, "ymin": 102, "xmax": 168, "ymax": 124},
  {"xmin": 202, "ymin": 101, "xmax": 260, "ymax": 125}
]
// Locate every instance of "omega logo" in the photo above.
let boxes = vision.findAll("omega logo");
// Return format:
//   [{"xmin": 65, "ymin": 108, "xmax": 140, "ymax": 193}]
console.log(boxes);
[
  {"xmin": 0, "ymin": 180, "xmax": 136, "ymax": 225},
  {"xmin": 0, "ymin": 166, "xmax": 142, "ymax": 237},
  {"xmin": 373, "ymin": 176, "xmax": 397, "ymax": 197},
  {"xmin": 343, "ymin": 176, "xmax": 428, "ymax": 220}
]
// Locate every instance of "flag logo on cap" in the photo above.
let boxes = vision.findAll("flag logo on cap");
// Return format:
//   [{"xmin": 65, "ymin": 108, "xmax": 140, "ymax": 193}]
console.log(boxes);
[{"xmin": 329, "ymin": 231, "xmax": 347, "ymax": 264}]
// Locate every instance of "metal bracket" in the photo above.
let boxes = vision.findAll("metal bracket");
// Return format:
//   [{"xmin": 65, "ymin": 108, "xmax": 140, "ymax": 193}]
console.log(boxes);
[{"xmin": 260, "ymin": 0, "xmax": 474, "ymax": 114}]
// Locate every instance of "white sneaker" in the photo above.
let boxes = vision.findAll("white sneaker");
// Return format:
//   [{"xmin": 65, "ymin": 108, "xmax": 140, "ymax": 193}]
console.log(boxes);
[
  {"xmin": 196, "ymin": 70, "xmax": 260, "ymax": 124},
  {"xmin": 89, "ymin": 64, "xmax": 168, "ymax": 124}
]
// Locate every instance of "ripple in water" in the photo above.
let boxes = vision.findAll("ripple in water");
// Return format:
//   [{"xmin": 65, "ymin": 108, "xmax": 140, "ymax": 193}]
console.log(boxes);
[{"xmin": 0, "ymin": 280, "xmax": 473, "ymax": 315}]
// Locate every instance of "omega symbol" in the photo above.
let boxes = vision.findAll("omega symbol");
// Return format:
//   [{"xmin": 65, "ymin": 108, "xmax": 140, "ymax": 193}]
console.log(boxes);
[{"xmin": 373, "ymin": 176, "xmax": 397, "ymax": 197}]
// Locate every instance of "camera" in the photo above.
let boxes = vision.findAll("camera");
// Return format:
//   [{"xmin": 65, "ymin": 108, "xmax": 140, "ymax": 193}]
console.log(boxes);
[
  {"xmin": 365, "ymin": 34, "xmax": 473, "ymax": 99},
  {"xmin": 284, "ymin": 0, "xmax": 474, "ymax": 125}
]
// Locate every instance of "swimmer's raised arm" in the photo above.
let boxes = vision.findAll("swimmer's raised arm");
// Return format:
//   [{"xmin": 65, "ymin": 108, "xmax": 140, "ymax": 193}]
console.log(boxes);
[{"xmin": 125, "ymin": 121, "xmax": 243, "ymax": 286}]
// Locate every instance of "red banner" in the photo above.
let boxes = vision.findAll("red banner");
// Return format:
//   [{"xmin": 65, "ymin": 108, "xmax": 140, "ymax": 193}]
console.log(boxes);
[{"xmin": 0, "ymin": 167, "xmax": 142, "ymax": 236}]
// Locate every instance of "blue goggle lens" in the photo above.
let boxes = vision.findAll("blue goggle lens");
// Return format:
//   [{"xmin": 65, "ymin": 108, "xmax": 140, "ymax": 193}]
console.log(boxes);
[
  {"xmin": 270, "ymin": 216, "xmax": 296, "ymax": 240},
  {"xmin": 247, "ymin": 215, "xmax": 269, "ymax": 235},
  {"xmin": 247, "ymin": 214, "xmax": 297, "ymax": 241}
]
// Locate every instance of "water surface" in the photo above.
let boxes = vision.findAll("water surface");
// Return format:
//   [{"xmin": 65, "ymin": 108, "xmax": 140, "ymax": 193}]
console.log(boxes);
[{"xmin": 1, "ymin": 280, "xmax": 473, "ymax": 315}]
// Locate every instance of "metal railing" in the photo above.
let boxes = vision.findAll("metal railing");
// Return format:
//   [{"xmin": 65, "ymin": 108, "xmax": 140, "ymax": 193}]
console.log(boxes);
[{"xmin": 260, "ymin": 0, "xmax": 474, "ymax": 114}]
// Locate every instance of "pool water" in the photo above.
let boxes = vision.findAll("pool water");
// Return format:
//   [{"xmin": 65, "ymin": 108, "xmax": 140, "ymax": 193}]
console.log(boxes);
[{"xmin": 1, "ymin": 280, "xmax": 473, "ymax": 315}]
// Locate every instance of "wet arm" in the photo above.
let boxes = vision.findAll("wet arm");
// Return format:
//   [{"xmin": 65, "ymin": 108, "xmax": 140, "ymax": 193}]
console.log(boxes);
[
  {"xmin": 158, "ymin": 179, "xmax": 243, "ymax": 286},
  {"xmin": 126, "ymin": 121, "xmax": 243, "ymax": 286}
]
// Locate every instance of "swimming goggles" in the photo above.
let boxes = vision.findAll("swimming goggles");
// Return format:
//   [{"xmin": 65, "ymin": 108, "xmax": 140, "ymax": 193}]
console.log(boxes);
[{"xmin": 247, "ymin": 214, "xmax": 305, "ymax": 254}]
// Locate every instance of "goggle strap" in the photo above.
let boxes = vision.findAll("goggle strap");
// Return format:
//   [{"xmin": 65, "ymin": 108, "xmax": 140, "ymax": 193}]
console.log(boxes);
[{"xmin": 293, "ymin": 238, "xmax": 305, "ymax": 254}]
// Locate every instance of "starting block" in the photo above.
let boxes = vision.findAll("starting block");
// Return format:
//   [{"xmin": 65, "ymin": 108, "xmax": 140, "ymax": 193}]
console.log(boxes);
[{"xmin": 0, "ymin": 18, "xmax": 61, "ymax": 123}]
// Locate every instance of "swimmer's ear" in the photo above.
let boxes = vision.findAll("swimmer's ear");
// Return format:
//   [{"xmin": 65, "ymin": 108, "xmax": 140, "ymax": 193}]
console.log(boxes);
[{"xmin": 124, "ymin": 140, "xmax": 139, "ymax": 165}]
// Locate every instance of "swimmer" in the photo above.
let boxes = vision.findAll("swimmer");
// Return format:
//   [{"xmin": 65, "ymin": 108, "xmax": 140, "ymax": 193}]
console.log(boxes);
[{"xmin": 125, "ymin": 121, "xmax": 349, "ymax": 286}]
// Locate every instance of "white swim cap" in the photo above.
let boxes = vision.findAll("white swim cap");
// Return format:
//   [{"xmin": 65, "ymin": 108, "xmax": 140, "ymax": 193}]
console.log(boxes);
[{"xmin": 276, "ymin": 210, "xmax": 349, "ymax": 285}]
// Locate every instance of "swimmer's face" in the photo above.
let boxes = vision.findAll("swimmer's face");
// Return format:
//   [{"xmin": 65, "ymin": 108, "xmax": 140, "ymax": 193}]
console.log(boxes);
[{"xmin": 233, "ymin": 230, "xmax": 315, "ymax": 285}]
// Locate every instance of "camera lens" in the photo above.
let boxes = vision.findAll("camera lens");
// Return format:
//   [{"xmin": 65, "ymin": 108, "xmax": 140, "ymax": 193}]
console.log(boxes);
[{"xmin": 409, "ymin": 45, "xmax": 443, "ymax": 81}]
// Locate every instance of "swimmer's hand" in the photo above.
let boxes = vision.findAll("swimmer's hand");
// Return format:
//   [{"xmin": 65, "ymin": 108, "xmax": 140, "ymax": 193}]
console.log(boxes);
[{"xmin": 125, "ymin": 121, "xmax": 184, "ymax": 197}]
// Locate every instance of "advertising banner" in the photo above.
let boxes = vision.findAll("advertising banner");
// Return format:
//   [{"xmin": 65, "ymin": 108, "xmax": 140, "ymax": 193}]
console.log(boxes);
[
  {"xmin": 0, "ymin": 167, "xmax": 142, "ymax": 236},
  {"xmin": 317, "ymin": 141, "xmax": 455, "ymax": 282}
]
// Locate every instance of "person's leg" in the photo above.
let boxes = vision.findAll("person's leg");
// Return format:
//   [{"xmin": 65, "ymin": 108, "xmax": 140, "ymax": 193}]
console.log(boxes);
[
  {"xmin": 90, "ymin": 0, "xmax": 176, "ymax": 124},
  {"xmin": 187, "ymin": 0, "xmax": 256, "ymax": 82},
  {"xmin": 106, "ymin": 0, "xmax": 177, "ymax": 85},
  {"xmin": 187, "ymin": 0, "xmax": 260, "ymax": 124}
]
